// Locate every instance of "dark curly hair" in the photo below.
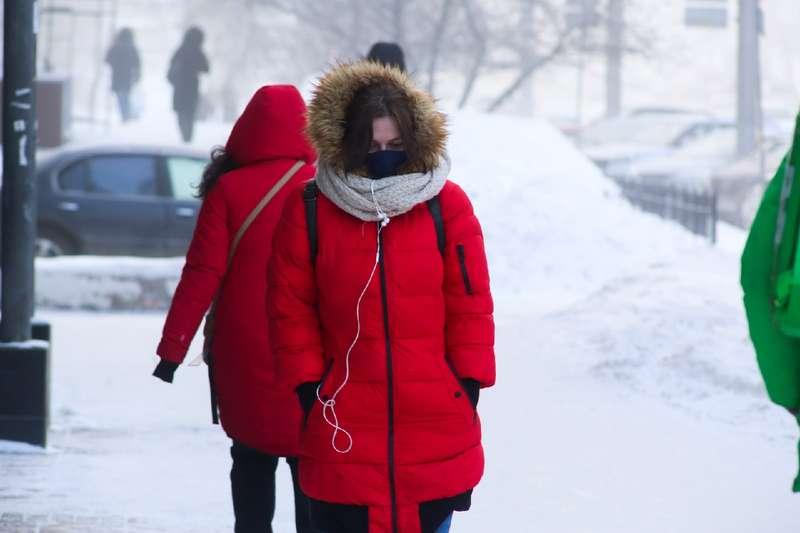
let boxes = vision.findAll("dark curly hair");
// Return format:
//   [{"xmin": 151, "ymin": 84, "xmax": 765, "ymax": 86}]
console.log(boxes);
[{"xmin": 197, "ymin": 147, "xmax": 237, "ymax": 197}]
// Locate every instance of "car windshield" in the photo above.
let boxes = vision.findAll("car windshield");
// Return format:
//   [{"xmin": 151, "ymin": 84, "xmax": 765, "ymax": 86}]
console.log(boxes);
[
  {"xmin": 582, "ymin": 114, "xmax": 706, "ymax": 146},
  {"xmin": 673, "ymin": 127, "xmax": 737, "ymax": 159},
  {"xmin": 167, "ymin": 157, "xmax": 204, "ymax": 200}
]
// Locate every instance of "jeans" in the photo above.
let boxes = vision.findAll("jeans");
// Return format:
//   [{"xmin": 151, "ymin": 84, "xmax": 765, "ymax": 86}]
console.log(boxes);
[
  {"xmin": 435, "ymin": 514, "xmax": 453, "ymax": 533},
  {"xmin": 230, "ymin": 440, "xmax": 316, "ymax": 533}
]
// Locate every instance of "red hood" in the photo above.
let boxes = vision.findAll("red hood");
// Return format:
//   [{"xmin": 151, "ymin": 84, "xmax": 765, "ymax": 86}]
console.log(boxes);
[{"xmin": 226, "ymin": 85, "xmax": 316, "ymax": 166}]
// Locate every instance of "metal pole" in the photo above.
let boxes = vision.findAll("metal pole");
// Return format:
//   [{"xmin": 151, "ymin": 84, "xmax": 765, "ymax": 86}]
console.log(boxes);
[
  {"xmin": 737, "ymin": 0, "xmax": 760, "ymax": 156},
  {"xmin": 606, "ymin": 0, "xmax": 623, "ymax": 117},
  {"xmin": 520, "ymin": 0, "xmax": 535, "ymax": 116},
  {"xmin": 1, "ymin": 0, "xmax": 38, "ymax": 343},
  {"xmin": 575, "ymin": 21, "xmax": 588, "ymax": 145},
  {"xmin": 392, "ymin": 0, "xmax": 405, "ymax": 47},
  {"xmin": 44, "ymin": 0, "xmax": 55, "ymax": 72}
]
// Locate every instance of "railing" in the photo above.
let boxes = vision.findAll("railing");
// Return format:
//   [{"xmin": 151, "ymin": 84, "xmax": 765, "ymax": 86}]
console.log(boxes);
[{"xmin": 614, "ymin": 177, "xmax": 718, "ymax": 243}]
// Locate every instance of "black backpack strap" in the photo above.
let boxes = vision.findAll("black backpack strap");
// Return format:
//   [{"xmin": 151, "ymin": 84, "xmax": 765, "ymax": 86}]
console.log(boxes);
[
  {"xmin": 303, "ymin": 181, "xmax": 319, "ymax": 265},
  {"xmin": 427, "ymin": 195, "xmax": 445, "ymax": 257}
]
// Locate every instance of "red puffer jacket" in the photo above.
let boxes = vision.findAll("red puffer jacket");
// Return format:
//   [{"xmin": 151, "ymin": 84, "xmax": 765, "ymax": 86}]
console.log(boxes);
[
  {"xmin": 268, "ymin": 62, "xmax": 495, "ymax": 533},
  {"xmin": 156, "ymin": 85, "xmax": 316, "ymax": 456}
]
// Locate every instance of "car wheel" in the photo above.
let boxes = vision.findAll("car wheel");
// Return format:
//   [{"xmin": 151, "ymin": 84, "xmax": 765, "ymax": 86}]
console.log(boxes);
[{"xmin": 35, "ymin": 230, "xmax": 76, "ymax": 257}]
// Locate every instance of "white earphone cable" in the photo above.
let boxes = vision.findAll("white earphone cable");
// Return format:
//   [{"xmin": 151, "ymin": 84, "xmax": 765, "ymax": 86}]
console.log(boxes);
[{"xmin": 316, "ymin": 181, "xmax": 390, "ymax": 454}]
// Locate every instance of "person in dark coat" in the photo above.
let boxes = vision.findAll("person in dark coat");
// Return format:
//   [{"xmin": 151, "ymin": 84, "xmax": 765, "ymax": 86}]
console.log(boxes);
[
  {"xmin": 105, "ymin": 28, "xmax": 140, "ymax": 122},
  {"xmin": 167, "ymin": 26, "xmax": 209, "ymax": 143},
  {"xmin": 366, "ymin": 41, "xmax": 406, "ymax": 72}
]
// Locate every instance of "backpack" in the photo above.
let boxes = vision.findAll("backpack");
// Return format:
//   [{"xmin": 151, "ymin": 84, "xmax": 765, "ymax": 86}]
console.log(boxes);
[{"xmin": 302, "ymin": 181, "xmax": 445, "ymax": 264}]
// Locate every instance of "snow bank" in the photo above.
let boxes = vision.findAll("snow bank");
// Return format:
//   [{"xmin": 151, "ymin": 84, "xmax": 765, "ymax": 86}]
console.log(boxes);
[
  {"xmin": 446, "ymin": 111, "xmax": 777, "ymax": 426},
  {"xmin": 36, "ymin": 256, "xmax": 183, "ymax": 310},
  {"xmin": 449, "ymin": 111, "xmax": 714, "ymax": 311},
  {"xmin": 0, "ymin": 440, "xmax": 53, "ymax": 455}
]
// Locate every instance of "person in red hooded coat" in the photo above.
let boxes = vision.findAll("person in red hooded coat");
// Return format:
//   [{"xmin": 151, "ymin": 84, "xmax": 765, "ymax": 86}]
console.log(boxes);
[
  {"xmin": 268, "ymin": 62, "xmax": 495, "ymax": 533},
  {"xmin": 153, "ymin": 85, "xmax": 317, "ymax": 533}
]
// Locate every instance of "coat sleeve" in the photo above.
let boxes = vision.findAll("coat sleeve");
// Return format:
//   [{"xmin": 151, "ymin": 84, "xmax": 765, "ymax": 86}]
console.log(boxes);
[
  {"xmin": 742, "ymin": 157, "xmax": 800, "ymax": 410},
  {"xmin": 268, "ymin": 188, "xmax": 326, "ymax": 390},
  {"xmin": 441, "ymin": 183, "xmax": 496, "ymax": 388},
  {"xmin": 156, "ymin": 184, "xmax": 229, "ymax": 363}
]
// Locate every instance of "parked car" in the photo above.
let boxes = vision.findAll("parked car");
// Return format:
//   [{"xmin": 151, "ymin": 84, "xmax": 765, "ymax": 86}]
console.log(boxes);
[
  {"xmin": 34, "ymin": 144, "xmax": 207, "ymax": 257},
  {"xmin": 579, "ymin": 109, "xmax": 726, "ymax": 172},
  {"xmin": 605, "ymin": 123, "xmax": 739, "ymax": 184}
]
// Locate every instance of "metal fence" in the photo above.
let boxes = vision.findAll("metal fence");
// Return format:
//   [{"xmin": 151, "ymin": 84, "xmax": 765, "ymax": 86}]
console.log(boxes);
[{"xmin": 615, "ymin": 177, "xmax": 718, "ymax": 243}]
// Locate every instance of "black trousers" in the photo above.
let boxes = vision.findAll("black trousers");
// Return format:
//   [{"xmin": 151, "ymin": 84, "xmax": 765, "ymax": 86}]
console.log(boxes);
[
  {"xmin": 176, "ymin": 110, "xmax": 195, "ymax": 143},
  {"xmin": 230, "ymin": 440, "xmax": 316, "ymax": 533}
]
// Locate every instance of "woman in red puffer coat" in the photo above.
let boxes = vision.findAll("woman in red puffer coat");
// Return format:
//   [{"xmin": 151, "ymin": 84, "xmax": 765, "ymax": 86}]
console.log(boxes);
[
  {"xmin": 152, "ymin": 85, "xmax": 317, "ymax": 533},
  {"xmin": 268, "ymin": 62, "xmax": 495, "ymax": 533}
]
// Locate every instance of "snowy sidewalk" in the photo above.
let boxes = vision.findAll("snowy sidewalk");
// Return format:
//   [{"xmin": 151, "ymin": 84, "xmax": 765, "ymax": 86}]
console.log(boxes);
[{"xmin": 2, "ymin": 301, "xmax": 800, "ymax": 532}]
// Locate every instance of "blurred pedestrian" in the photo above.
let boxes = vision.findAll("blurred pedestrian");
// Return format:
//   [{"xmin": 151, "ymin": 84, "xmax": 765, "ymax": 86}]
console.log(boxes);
[
  {"xmin": 366, "ymin": 41, "xmax": 406, "ymax": 72},
  {"xmin": 167, "ymin": 26, "xmax": 209, "ymax": 143},
  {"xmin": 153, "ymin": 85, "xmax": 318, "ymax": 532},
  {"xmin": 268, "ymin": 61, "xmax": 495, "ymax": 533},
  {"xmin": 105, "ymin": 28, "xmax": 140, "ymax": 122}
]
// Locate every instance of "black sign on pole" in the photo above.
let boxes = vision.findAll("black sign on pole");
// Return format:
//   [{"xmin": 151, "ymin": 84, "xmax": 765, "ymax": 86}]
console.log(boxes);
[{"xmin": 1, "ymin": 0, "xmax": 38, "ymax": 342}]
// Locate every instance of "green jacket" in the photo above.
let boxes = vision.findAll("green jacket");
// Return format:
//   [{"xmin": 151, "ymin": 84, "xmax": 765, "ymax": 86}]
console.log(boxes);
[{"xmin": 741, "ymin": 156, "xmax": 800, "ymax": 491}]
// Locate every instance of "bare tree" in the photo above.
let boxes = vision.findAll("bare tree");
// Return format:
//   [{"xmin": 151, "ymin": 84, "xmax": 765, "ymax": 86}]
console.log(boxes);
[
  {"xmin": 486, "ymin": 1, "xmax": 579, "ymax": 112},
  {"xmin": 426, "ymin": 0, "xmax": 455, "ymax": 94},
  {"xmin": 457, "ymin": 0, "xmax": 489, "ymax": 108},
  {"xmin": 188, "ymin": 0, "xmax": 656, "ymax": 117}
]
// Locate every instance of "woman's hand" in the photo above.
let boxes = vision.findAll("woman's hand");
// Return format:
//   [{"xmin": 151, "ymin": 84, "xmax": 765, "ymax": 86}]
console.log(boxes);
[
  {"xmin": 297, "ymin": 382, "xmax": 320, "ymax": 417},
  {"xmin": 152, "ymin": 359, "xmax": 179, "ymax": 383},
  {"xmin": 460, "ymin": 378, "xmax": 480, "ymax": 409}
]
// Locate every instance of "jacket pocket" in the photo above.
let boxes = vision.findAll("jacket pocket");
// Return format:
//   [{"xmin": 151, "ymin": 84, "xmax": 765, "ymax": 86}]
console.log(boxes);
[
  {"xmin": 445, "ymin": 358, "xmax": 478, "ymax": 422},
  {"xmin": 456, "ymin": 244, "xmax": 474, "ymax": 295}
]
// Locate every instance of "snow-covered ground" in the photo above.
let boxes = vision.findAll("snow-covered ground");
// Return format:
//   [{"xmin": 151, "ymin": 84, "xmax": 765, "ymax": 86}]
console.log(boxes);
[{"xmin": 3, "ymin": 110, "xmax": 800, "ymax": 532}]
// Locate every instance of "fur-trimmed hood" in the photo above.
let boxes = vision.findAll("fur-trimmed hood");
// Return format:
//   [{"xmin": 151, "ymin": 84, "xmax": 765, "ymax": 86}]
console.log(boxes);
[{"xmin": 305, "ymin": 61, "xmax": 448, "ymax": 174}]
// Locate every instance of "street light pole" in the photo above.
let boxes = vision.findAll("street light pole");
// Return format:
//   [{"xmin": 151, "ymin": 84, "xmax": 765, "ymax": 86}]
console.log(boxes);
[
  {"xmin": 606, "ymin": 0, "xmax": 623, "ymax": 118},
  {"xmin": 737, "ymin": 0, "xmax": 761, "ymax": 157},
  {"xmin": 1, "ymin": 0, "xmax": 38, "ymax": 342},
  {"xmin": 0, "ymin": 0, "xmax": 49, "ymax": 448}
]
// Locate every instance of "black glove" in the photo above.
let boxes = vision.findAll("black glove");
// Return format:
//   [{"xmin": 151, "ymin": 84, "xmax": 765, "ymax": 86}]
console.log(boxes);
[
  {"xmin": 460, "ymin": 378, "xmax": 480, "ymax": 409},
  {"xmin": 297, "ymin": 382, "xmax": 320, "ymax": 417},
  {"xmin": 152, "ymin": 359, "xmax": 179, "ymax": 383}
]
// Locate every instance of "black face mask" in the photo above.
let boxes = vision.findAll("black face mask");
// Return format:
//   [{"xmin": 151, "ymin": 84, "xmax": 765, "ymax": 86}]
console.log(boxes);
[{"xmin": 366, "ymin": 150, "xmax": 408, "ymax": 179}]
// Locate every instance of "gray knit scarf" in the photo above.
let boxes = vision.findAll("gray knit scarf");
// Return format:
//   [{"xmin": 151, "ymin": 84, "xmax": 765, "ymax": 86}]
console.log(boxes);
[{"xmin": 315, "ymin": 155, "xmax": 450, "ymax": 222}]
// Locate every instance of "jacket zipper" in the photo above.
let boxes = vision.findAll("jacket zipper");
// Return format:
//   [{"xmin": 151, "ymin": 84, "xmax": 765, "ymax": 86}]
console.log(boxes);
[
  {"xmin": 378, "ymin": 229, "xmax": 399, "ymax": 533},
  {"xmin": 456, "ymin": 244, "xmax": 474, "ymax": 295}
]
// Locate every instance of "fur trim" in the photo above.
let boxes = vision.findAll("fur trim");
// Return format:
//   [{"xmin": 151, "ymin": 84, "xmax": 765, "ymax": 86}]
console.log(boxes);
[{"xmin": 306, "ymin": 61, "xmax": 448, "ymax": 174}]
